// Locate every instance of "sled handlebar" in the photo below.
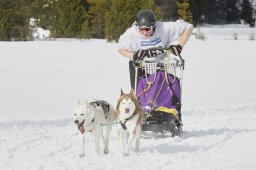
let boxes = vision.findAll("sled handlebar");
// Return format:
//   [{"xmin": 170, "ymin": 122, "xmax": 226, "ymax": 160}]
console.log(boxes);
[
  {"xmin": 133, "ymin": 47, "xmax": 185, "ymax": 70},
  {"xmin": 146, "ymin": 47, "xmax": 184, "ymax": 64}
]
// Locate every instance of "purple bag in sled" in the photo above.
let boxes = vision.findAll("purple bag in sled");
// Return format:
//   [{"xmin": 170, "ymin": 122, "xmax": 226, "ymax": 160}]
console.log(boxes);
[
  {"xmin": 134, "ymin": 50, "xmax": 184, "ymax": 136},
  {"xmin": 136, "ymin": 70, "xmax": 181, "ymax": 117}
]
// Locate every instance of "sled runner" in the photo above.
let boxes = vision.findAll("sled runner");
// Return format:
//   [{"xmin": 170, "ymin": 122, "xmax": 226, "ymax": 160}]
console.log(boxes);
[{"xmin": 134, "ymin": 48, "xmax": 185, "ymax": 136}]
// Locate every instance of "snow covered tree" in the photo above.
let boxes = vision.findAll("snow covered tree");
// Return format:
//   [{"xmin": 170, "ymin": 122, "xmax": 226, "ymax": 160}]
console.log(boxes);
[
  {"xmin": 177, "ymin": 0, "xmax": 193, "ymax": 23},
  {"xmin": 31, "ymin": 0, "xmax": 54, "ymax": 31},
  {"xmin": 105, "ymin": 0, "xmax": 162, "ymax": 42}
]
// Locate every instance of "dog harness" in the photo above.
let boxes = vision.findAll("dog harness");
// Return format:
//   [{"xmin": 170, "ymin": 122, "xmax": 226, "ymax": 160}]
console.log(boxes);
[
  {"xmin": 85, "ymin": 118, "xmax": 95, "ymax": 132},
  {"xmin": 119, "ymin": 113, "xmax": 136, "ymax": 130},
  {"xmin": 89, "ymin": 100, "xmax": 110, "ymax": 119}
]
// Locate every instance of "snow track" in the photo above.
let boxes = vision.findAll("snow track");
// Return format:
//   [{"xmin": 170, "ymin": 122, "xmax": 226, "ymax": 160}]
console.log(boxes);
[{"xmin": 1, "ymin": 104, "xmax": 256, "ymax": 170}]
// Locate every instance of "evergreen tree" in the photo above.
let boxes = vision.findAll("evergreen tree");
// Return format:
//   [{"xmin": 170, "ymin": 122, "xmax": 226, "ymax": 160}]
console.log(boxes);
[
  {"xmin": 155, "ymin": 0, "xmax": 178, "ymax": 21},
  {"xmin": 31, "ymin": 0, "xmax": 55, "ymax": 31},
  {"xmin": 38, "ymin": 0, "xmax": 90, "ymax": 38},
  {"xmin": 105, "ymin": 0, "xmax": 162, "ymax": 42},
  {"xmin": 0, "ymin": 0, "xmax": 33, "ymax": 41},
  {"xmin": 226, "ymin": 0, "xmax": 240, "ymax": 24},
  {"xmin": 208, "ymin": 0, "xmax": 226, "ymax": 24},
  {"xmin": 189, "ymin": 0, "xmax": 209, "ymax": 24},
  {"xmin": 79, "ymin": 19, "xmax": 92, "ymax": 39},
  {"xmin": 241, "ymin": 0, "xmax": 254, "ymax": 26},
  {"xmin": 0, "ymin": 2, "xmax": 13, "ymax": 41},
  {"xmin": 80, "ymin": 0, "xmax": 90, "ymax": 10},
  {"xmin": 87, "ymin": 0, "xmax": 111, "ymax": 38},
  {"xmin": 177, "ymin": 0, "xmax": 193, "ymax": 23}
]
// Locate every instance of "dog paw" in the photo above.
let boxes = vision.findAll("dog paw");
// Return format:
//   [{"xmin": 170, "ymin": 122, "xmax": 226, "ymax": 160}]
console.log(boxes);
[
  {"xmin": 123, "ymin": 152, "xmax": 129, "ymax": 156},
  {"xmin": 104, "ymin": 149, "xmax": 109, "ymax": 154},
  {"xmin": 79, "ymin": 152, "xmax": 85, "ymax": 157}
]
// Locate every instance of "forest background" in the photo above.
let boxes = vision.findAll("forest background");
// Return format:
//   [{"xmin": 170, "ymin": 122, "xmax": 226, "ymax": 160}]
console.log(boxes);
[{"xmin": 0, "ymin": 0, "xmax": 255, "ymax": 41}]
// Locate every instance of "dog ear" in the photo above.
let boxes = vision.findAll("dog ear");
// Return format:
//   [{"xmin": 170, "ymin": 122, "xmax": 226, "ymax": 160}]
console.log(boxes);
[
  {"xmin": 84, "ymin": 99, "xmax": 89, "ymax": 105},
  {"xmin": 130, "ymin": 88, "xmax": 134, "ymax": 96},
  {"xmin": 120, "ymin": 88, "xmax": 124, "ymax": 96},
  {"xmin": 77, "ymin": 99, "xmax": 81, "ymax": 106}
]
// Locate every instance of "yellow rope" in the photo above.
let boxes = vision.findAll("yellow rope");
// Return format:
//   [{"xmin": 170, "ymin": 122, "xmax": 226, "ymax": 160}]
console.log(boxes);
[
  {"xmin": 147, "ymin": 49, "xmax": 173, "ymax": 118},
  {"xmin": 165, "ymin": 49, "xmax": 171, "ymax": 81},
  {"xmin": 167, "ymin": 49, "xmax": 171, "ymax": 72},
  {"xmin": 135, "ymin": 82, "xmax": 153, "ymax": 99},
  {"xmin": 149, "ymin": 75, "xmax": 165, "ymax": 113}
]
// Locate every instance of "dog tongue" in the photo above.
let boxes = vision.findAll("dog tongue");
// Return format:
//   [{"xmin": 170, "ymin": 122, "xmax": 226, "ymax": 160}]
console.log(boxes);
[
  {"xmin": 77, "ymin": 123, "xmax": 85, "ymax": 134},
  {"xmin": 79, "ymin": 126, "xmax": 85, "ymax": 134}
]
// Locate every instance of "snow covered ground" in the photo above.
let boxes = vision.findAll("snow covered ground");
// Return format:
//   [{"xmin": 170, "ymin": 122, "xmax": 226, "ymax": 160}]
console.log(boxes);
[{"xmin": 0, "ymin": 27, "xmax": 256, "ymax": 170}]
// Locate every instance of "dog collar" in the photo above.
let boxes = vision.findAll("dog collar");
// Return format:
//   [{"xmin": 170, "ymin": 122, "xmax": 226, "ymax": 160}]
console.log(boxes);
[{"xmin": 85, "ymin": 118, "xmax": 95, "ymax": 132}]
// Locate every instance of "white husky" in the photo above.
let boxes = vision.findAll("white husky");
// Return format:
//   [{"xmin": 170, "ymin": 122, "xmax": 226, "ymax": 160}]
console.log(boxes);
[
  {"xmin": 73, "ymin": 99, "xmax": 115, "ymax": 157},
  {"xmin": 116, "ymin": 89, "xmax": 143, "ymax": 156}
]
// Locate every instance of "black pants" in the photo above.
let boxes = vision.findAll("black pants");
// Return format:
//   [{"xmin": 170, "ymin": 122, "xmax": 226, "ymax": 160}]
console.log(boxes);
[{"xmin": 129, "ymin": 61, "xmax": 144, "ymax": 90}]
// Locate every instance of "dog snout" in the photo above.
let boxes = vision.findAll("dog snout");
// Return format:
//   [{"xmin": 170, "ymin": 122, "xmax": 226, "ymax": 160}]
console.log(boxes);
[
  {"xmin": 74, "ymin": 120, "xmax": 79, "ymax": 124},
  {"xmin": 125, "ymin": 108, "xmax": 130, "ymax": 113}
]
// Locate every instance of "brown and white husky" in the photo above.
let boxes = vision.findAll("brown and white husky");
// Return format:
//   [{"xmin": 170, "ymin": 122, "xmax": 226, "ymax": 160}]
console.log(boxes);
[{"xmin": 115, "ymin": 89, "xmax": 143, "ymax": 156}]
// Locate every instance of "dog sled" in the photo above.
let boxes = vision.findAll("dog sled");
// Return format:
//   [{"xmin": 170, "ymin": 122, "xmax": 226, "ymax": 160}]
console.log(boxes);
[{"xmin": 134, "ymin": 47, "xmax": 185, "ymax": 136}]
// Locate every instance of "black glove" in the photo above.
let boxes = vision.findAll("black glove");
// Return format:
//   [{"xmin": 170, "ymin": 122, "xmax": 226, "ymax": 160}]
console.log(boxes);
[
  {"xmin": 169, "ymin": 44, "xmax": 183, "ymax": 56},
  {"xmin": 133, "ymin": 49, "xmax": 149, "ymax": 61}
]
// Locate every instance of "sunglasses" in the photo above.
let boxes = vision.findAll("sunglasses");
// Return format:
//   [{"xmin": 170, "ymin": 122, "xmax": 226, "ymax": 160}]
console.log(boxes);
[{"xmin": 138, "ymin": 25, "xmax": 155, "ymax": 32}]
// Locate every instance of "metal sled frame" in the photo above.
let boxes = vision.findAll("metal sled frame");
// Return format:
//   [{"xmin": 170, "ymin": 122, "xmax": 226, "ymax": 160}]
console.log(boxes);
[
  {"xmin": 142, "ymin": 111, "xmax": 182, "ymax": 136},
  {"xmin": 134, "ymin": 48, "xmax": 185, "ymax": 136}
]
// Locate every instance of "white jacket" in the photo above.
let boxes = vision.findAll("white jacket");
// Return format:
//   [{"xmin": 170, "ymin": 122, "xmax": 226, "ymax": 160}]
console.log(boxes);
[{"xmin": 119, "ymin": 20, "xmax": 193, "ymax": 52}]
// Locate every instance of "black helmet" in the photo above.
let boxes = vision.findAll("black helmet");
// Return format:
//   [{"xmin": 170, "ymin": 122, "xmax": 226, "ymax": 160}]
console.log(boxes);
[{"xmin": 135, "ymin": 10, "xmax": 157, "ymax": 27}]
